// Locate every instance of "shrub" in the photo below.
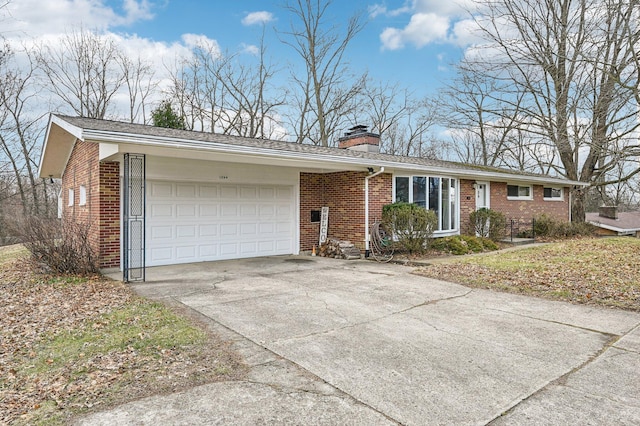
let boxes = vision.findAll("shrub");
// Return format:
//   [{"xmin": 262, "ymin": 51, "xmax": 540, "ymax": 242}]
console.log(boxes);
[
  {"xmin": 382, "ymin": 202, "xmax": 438, "ymax": 254},
  {"xmin": 430, "ymin": 235, "xmax": 499, "ymax": 255},
  {"xmin": 10, "ymin": 215, "xmax": 98, "ymax": 274},
  {"xmin": 534, "ymin": 214, "xmax": 597, "ymax": 239},
  {"xmin": 469, "ymin": 208, "xmax": 507, "ymax": 241},
  {"xmin": 533, "ymin": 214, "xmax": 555, "ymax": 237}
]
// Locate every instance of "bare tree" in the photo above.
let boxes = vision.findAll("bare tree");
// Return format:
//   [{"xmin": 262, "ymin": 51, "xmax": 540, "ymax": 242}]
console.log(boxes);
[
  {"xmin": 119, "ymin": 53, "xmax": 157, "ymax": 123},
  {"xmin": 280, "ymin": 0, "xmax": 366, "ymax": 146},
  {"xmin": 34, "ymin": 28, "xmax": 125, "ymax": 119},
  {"xmin": 0, "ymin": 44, "xmax": 51, "ymax": 217},
  {"xmin": 463, "ymin": 0, "xmax": 640, "ymax": 221},
  {"xmin": 165, "ymin": 33, "xmax": 285, "ymax": 138}
]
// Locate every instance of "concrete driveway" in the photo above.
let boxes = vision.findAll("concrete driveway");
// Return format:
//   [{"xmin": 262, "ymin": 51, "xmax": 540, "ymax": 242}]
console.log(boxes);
[{"xmin": 84, "ymin": 256, "xmax": 640, "ymax": 425}]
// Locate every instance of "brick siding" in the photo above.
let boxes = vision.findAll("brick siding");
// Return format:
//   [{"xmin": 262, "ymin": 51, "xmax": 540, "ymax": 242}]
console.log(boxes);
[
  {"xmin": 300, "ymin": 171, "xmax": 392, "ymax": 251},
  {"xmin": 98, "ymin": 161, "xmax": 120, "ymax": 268},
  {"xmin": 62, "ymin": 140, "xmax": 120, "ymax": 268},
  {"xmin": 459, "ymin": 179, "xmax": 570, "ymax": 235},
  {"xmin": 489, "ymin": 182, "xmax": 569, "ymax": 222}
]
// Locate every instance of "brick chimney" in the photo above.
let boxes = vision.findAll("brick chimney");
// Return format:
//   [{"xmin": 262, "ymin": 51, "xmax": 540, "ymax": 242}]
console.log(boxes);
[
  {"xmin": 338, "ymin": 125, "xmax": 380, "ymax": 153},
  {"xmin": 599, "ymin": 206, "xmax": 618, "ymax": 219}
]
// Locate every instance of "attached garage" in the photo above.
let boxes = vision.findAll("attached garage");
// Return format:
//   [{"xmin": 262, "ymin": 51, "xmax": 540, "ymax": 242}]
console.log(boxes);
[
  {"xmin": 38, "ymin": 115, "xmax": 585, "ymax": 282},
  {"xmin": 146, "ymin": 180, "xmax": 296, "ymax": 266}
]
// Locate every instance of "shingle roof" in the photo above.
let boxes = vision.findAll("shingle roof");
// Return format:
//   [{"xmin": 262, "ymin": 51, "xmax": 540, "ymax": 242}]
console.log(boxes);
[
  {"xmin": 586, "ymin": 211, "xmax": 640, "ymax": 232},
  {"xmin": 53, "ymin": 114, "xmax": 583, "ymax": 185}
]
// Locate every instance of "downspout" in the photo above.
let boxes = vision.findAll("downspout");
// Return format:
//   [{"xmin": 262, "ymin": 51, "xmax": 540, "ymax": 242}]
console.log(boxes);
[
  {"xmin": 569, "ymin": 187, "xmax": 573, "ymax": 222},
  {"xmin": 364, "ymin": 167, "xmax": 385, "ymax": 257}
]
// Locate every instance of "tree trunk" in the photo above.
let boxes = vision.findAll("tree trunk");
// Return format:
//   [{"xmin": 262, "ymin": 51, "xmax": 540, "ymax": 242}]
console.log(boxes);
[{"xmin": 571, "ymin": 187, "xmax": 587, "ymax": 222}]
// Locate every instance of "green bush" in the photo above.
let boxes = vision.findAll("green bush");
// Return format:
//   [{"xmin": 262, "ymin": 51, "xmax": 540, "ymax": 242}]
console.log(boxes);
[
  {"xmin": 430, "ymin": 235, "xmax": 499, "ymax": 255},
  {"xmin": 533, "ymin": 214, "xmax": 555, "ymax": 236},
  {"xmin": 382, "ymin": 202, "xmax": 438, "ymax": 254},
  {"xmin": 469, "ymin": 208, "xmax": 507, "ymax": 241},
  {"xmin": 534, "ymin": 214, "xmax": 597, "ymax": 238}
]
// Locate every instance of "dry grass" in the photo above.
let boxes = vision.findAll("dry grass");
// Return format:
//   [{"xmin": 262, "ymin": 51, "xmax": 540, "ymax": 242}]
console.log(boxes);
[
  {"xmin": 415, "ymin": 237, "xmax": 640, "ymax": 311},
  {"xmin": 0, "ymin": 246, "xmax": 246, "ymax": 425}
]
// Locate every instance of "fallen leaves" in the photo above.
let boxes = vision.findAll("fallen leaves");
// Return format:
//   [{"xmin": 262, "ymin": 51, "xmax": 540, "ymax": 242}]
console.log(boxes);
[
  {"xmin": 415, "ymin": 237, "xmax": 640, "ymax": 311},
  {"xmin": 0, "ymin": 256, "xmax": 245, "ymax": 425}
]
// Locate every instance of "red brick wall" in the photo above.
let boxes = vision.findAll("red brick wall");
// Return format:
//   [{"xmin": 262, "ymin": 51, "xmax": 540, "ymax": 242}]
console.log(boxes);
[
  {"xmin": 459, "ymin": 179, "xmax": 476, "ymax": 234},
  {"xmin": 62, "ymin": 140, "xmax": 120, "ymax": 269},
  {"xmin": 299, "ymin": 173, "xmax": 326, "ymax": 251},
  {"xmin": 299, "ymin": 171, "xmax": 392, "ymax": 251},
  {"xmin": 99, "ymin": 162, "xmax": 120, "ymax": 268},
  {"xmin": 489, "ymin": 182, "xmax": 570, "ymax": 222},
  {"xmin": 460, "ymin": 180, "xmax": 570, "ymax": 235},
  {"xmin": 61, "ymin": 141, "xmax": 100, "ymax": 256}
]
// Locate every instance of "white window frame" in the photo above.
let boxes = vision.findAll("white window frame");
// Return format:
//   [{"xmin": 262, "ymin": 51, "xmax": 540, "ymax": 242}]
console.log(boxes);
[
  {"xmin": 506, "ymin": 184, "xmax": 533, "ymax": 201},
  {"xmin": 543, "ymin": 186, "xmax": 564, "ymax": 201},
  {"xmin": 68, "ymin": 188, "xmax": 74, "ymax": 206},
  {"xmin": 392, "ymin": 175, "xmax": 459, "ymax": 234},
  {"xmin": 79, "ymin": 185, "xmax": 87, "ymax": 206}
]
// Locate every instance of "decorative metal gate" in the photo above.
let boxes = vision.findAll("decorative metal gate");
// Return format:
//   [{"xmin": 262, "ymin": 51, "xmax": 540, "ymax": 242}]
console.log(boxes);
[{"xmin": 123, "ymin": 154, "xmax": 145, "ymax": 282}]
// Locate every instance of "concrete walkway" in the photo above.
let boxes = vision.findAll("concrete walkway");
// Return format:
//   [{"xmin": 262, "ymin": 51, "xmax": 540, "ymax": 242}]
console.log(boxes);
[{"xmin": 82, "ymin": 256, "xmax": 640, "ymax": 425}]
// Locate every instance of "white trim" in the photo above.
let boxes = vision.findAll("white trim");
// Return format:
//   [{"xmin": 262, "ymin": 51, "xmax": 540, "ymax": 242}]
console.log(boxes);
[
  {"xmin": 392, "ymin": 173, "xmax": 459, "ymax": 233},
  {"xmin": 68, "ymin": 188, "xmax": 74, "ymax": 206},
  {"xmin": 79, "ymin": 185, "xmax": 87, "ymax": 206},
  {"xmin": 365, "ymin": 167, "xmax": 385, "ymax": 252},
  {"xmin": 57, "ymin": 190, "xmax": 63, "ymax": 218},
  {"xmin": 475, "ymin": 181, "xmax": 490, "ymax": 210},
  {"xmin": 588, "ymin": 221, "xmax": 640, "ymax": 234},
  {"xmin": 80, "ymin": 127, "xmax": 586, "ymax": 187}
]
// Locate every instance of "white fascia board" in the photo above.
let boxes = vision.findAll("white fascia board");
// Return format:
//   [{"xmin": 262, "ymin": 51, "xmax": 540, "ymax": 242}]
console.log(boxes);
[
  {"xmin": 588, "ymin": 221, "xmax": 640, "ymax": 233},
  {"xmin": 51, "ymin": 115, "xmax": 85, "ymax": 140},
  {"xmin": 82, "ymin": 129, "xmax": 585, "ymax": 187}
]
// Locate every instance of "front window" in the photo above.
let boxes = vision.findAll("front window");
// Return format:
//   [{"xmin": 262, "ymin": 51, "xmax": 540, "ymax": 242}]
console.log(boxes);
[
  {"xmin": 395, "ymin": 177, "xmax": 409, "ymax": 203},
  {"xmin": 544, "ymin": 187, "xmax": 563, "ymax": 200},
  {"xmin": 394, "ymin": 175, "xmax": 457, "ymax": 232},
  {"xmin": 507, "ymin": 184, "xmax": 532, "ymax": 200}
]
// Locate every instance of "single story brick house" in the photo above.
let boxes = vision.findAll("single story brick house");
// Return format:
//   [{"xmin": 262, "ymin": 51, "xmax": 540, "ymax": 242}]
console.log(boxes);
[{"xmin": 39, "ymin": 115, "xmax": 585, "ymax": 280}]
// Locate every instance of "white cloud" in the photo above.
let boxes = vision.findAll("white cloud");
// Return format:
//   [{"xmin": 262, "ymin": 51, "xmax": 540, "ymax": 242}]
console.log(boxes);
[
  {"xmin": 368, "ymin": 3, "xmax": 412, "ymax": 18},
  {"xmin": 412, "ymin": 0, "xmax": 474, "ymax": 16},
  {"xmin": 121, "ymin": 0, "xmax": 154, "ymax": 24},
  {"xmin": 381, "ymin": 13, "xmax": 449, "ymax": 50},
  {"xmin": 241, "ymin": 11, "xmax": 274, "ymax": 26},
  {"xmin": 3, "ymin": 0, "xmax": 155, "ymax": 37},
  {"xmin": 376, "ymin": 0, "xmax": 484, "ymax": 50},
  {"xmin": 241, "ymin": 43, "xmax": 260, "ymax": 55}
]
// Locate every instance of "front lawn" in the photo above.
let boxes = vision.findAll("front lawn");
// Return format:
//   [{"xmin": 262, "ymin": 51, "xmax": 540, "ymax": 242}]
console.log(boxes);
[
  {"xmin": 0, "ymin": 246, "xmax": 245, "ymax": 425},
  {"xmin": 415, "ymin": 237, "xmax": 640, "ymax": 311}
]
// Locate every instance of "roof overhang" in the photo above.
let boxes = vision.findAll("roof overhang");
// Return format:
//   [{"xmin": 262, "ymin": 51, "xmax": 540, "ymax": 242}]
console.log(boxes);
[
  {"xmin": 82, "ymin": 127, "xmax": 586, "ymax": 187},
  {"xmin": 39, "ymin": 115, "xmax": 588, "ymax": 188},
  {"xmin": 587, "ymin": 221, "xmax": 640, "ymax": 234},
  {"xmin": 38, "ymin": 115, "xmax": 84, "ymax": 178}
]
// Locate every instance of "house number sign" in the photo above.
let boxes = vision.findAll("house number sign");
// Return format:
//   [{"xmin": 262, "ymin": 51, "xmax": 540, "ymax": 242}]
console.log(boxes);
[{"xmin": 319, "ymin": 206, "xmax": 329, "ymax": 245}]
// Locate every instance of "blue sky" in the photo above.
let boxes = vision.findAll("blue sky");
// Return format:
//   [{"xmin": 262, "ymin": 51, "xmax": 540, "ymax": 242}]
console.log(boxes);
[
  {"xmin": 122, "ymin": 0, "xmax": 466, "ymax": 95},
  {"xmin": 4, "ymin": 0, "xmax": 477, "ymax": 99}
]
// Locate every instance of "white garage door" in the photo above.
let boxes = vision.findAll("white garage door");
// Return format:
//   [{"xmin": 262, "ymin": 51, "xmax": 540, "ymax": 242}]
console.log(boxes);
[{"xmin": 146, "ymin": 181, "xmax": 295, "ymax": 266}]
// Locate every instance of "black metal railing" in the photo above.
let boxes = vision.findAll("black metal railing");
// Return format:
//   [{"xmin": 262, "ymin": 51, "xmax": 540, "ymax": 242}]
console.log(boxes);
[{"xmin": 506, "ymin": 218, "xmax": 536, "ymax": 242}]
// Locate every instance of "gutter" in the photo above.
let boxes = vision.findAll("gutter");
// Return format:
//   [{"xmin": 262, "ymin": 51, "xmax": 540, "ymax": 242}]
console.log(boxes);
[
  {"xmin": 364, "ymin": 167, "xmax": 385, "ymax": 257},
  {"xmin": 79, "ymin": 128, "xmax": 586, "ymax": 187}
]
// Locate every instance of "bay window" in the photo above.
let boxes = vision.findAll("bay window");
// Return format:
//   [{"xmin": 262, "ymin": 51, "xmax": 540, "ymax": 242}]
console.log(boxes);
[{"xmin": 394, "ymin": 175, "xmax": 458, "ymax": 232}]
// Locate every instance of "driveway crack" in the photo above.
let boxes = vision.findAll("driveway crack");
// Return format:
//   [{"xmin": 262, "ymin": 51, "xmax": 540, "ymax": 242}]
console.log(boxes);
[
  {"xmin": 275, "ymin": 289, "xmax": 474, "ymax": 343},
  {"xmin": 486, "ymin": 332, "xmax": 623, "ymax": 424}
]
